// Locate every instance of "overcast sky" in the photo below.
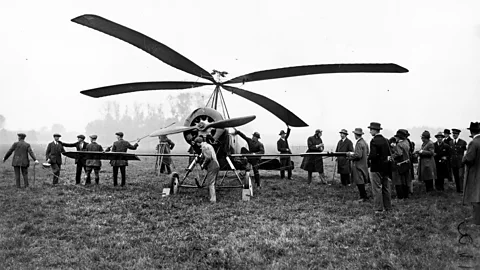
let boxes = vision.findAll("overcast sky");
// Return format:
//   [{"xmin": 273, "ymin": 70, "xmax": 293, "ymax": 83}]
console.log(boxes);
[{"xmin": 1, "ymin": 0, "xmax": 479, "ymax": 144}]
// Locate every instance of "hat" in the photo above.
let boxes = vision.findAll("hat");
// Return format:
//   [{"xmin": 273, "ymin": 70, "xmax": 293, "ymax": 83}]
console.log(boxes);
[
  {"xmin": 339, "ymin": 129, "xmax": 348, "ymax": 135},
  {"xmin": 467, "ymin": 122, "xmax": 480, "ymax": 132},
  {"xmin": 17, "ymin": 133, "xmax": 26, "ymax": 138},
  {"xmin": 400, "ymin": 129, "xmax": 410, "ymax": 137},
  {"xmin": 279, "ymin": 130, "xmax": 286, "ymax": 135},
  {"xmin": 421, "ymin": 131, "xmax": 431, "ymax": 139},
  {"xmin": 444, "ymin": 129, "xmax": 451, "ymax": 135},
  {"xmin": 367, "ymin": 122, "xmax": 382, "ymax": 130},
  {"xmin": 194, "ymin": 136, "xmax": 204, "ymax": 143},
  {"xmin": 115, "ymin": 132, "xmax": 124, "ymax": 137},
  {"xmin": 89, "ymin": 135, "xmax": 98, "ymax": 139},
  {"xmin": 53, "ymin": 133, "xmax": 61, "ymax": 137},
  {"xmin": 77, "ymin": 134, "xmax": 85, "ymax": 140},
  {"xmin": 315, "ymin": 129, "xmax": 322, "ymax": 133},
  {"xmin": 434, "ymin": 132, "xmax": 445, "ymax": 138},
  {"xmin": 253, "ymin": 132, "xmax": 261, "ymax": 139},
  {"xmin": 395, "ymin": 129, "xmax": 407, "ymax": 139},
  {"xmin": 452, "ymin": 128, "xmax": 461, "ymax": 134},
  {"xmin": 352, "ymin": 128, "xmax": 364, "ymax": 135}
]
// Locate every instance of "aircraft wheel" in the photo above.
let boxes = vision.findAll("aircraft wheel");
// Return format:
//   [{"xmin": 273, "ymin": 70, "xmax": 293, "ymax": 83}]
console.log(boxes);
[{"xmin": 170, "ymin": 172, "xmax": 180, "ymax": 195}]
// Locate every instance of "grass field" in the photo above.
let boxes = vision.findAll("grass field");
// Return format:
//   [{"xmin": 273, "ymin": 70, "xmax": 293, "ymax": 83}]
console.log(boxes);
[{"xmin": 1, "ymin": 145, "xmax": 480, "ymax": 269}]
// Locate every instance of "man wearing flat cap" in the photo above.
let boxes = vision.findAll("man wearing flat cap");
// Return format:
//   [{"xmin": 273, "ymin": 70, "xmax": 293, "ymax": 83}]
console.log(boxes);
[
  {"xmin": 46, "ymin": 133, "xmax": 66, "ymax": 184},
  {"xmin": 236, "ymin": 130, "xmax": 265, "ymax": 188},
  {"xmin": 450, "ymin": 128, "xmax": 467, "ymax": 193},
  {"xmin": 85, "ymin": 135, "xmax": 103, "ymax": 185},
  {"xmin": 434, "ymin": 132, "xmax": 451, "ymax": 191},
  {"xmin": 301, "ymin": 129, "xmax": 328, "ymax": 184},
  {"xmin": 62, "ymin": 134, "xmax": 89, "ymax": 185},
  {"xmin": 367, "ymin": 122, "xmax": 392, "ymax": 213},
  {"xmin": 347, "ymin": 128, "xmax": 370, "ymax": 202},
  {"xmin": 2, "ymin": 133, "xmax": 39, "ymax": 188},
  {"xmin": 105, "ymin": 132, "xmax": 139, "ymax": 187},
  {"xmin": 335, "ymin": 129, "xmax": 354, "ymax": 186},
  {"xmin": 277, "ymin": 127, "xmax": 292, "ymax": 180},
  {"xmin": 462, "ymin": 122, "xmax": 480, "ymax": 227}
]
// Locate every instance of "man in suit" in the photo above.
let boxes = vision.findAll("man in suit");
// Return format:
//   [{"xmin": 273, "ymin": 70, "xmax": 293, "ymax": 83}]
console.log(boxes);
[
  {"xmin": 336, "ymin": 129, "xmax": 354, "ymax": 186},
  {"xmin": 443, "ymin": 129, "xmax": 454, "ymax": 182},
  {"xmin": 236, "ymin": 130, "xmax": 265, "ymax": 188},
  {"xmin": 301, "ymin": 129, "xmax": 327, "ymax": 185},
  {"xmin": 62, "ymin": 135, "xmax": 89, "ymax": 185},
  {"xmin": 277, "ymin": 127, "xmax": 292, "ymax": 180},
  {"xmin": 46, "ymin": 133, "xmax": 65, "ymax": 184},
  {"xmin": 367, "ymin": 122, "xmax": 392, "ymax": 213},
  {"xmin": 194, "ymin": 136, "xmax": 220, "ymax": 202},
  {"xmin": 105, "ymin": 132, "xmax": 139, "ymax": 187},
  {"xmin": 450, "ymin": 128, "xmax": 468, "ymax": 193},
  {"xmin": 462, "ymin": 122, "xmax": 480, "ymax": 227},
  {"xmin": 434, "ymin": 132, "xmax": 451, "ymax": 191},
  {"xmin": 347, "ymin": 128, "xmax": 370, "ymax": 202},
  {"xmin": 2, "ymin": 133, "xmax": 39, "ymax": 188},
  {"xmin": 85, "ymin": 135, "xmax": 103, "ymax": 185}
]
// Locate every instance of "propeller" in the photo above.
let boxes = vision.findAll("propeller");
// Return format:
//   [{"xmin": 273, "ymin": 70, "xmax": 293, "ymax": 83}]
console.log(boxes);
[{"xmin": 149, "ymin": 115, "xmax": 256, "ymax": 137}]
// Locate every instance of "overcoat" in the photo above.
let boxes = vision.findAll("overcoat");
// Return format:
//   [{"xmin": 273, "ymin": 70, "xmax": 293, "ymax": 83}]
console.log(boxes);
[
  {"xmin": 462, "ymin": 136, "xmax": 480, "ymax": 203},
  {"xmin": 335, "ymin": 138, "xmax": 354, "ymax": 174},
  {"xmin": 418, "ymin": 140, "xmax": 437, "ymax": 181},
  {"xmin": 3, "ymin": 140, "xmax": 37, "ymax": 167},
  {"xmin": 434, "ymin": 141, "xmax": 451, "ymax": 180},
  {"xmin": 350, "ymin": 137, "xmax": 370, "ymax": 184},
  {"xmin": 391, "ymin": 139, "xmax": 411, "ymax": 185},
  {"xmin": 300, "ymin": 135, "xmax": 324, "ymax": 173},
  {"xmin": 450, "ymin": 138, "xmax": 468, "ymax": 168},
  {"xmin": 156, "ymin": 138, "xmax": 175, "ymax": 165}
]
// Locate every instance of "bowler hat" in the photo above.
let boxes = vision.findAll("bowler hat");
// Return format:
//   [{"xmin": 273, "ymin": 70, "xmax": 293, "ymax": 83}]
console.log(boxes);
[
  {"xmin": 115, "ymin": 132, "xmax": 124, "ymax": 137},
  {"xmin": 53, "ymin": 133, "xmax": 61, "ymax": 137},
  {"xmin": 253, "ymin": 132, "xmax": 261, "ymax": 139},
  {"xmin": 421, "ymin": 131, "xmax": 431, "ymax": 139},
  {"xmin": 452, "ymin": 128, "xmax": 461, "ymax": 134},
  {"xmin": 352, "ymin": 128, "xmax": 364, "ymax": 135},
  {"xmin": 339, "ymin": 129, "xmax": 348, "ymax": 135},
  {"xmin": 467, "ymin": 122, "xmax": 480, "ymax": 131},
  {"xmin": 17, "ymin": 133, "xmax": 26, "ymax": 138},
  {"xmin": 368, "ymin": 122, "xmax": 382, "ymax": 130},
  {"xmin": 434, "ymin": 132, "xmax": 445, "ymax": 138},
  {"xmin": 194, "ymin": 136, "xmax": 204, "ymax": 143},
  {"xmin": 395, "ymin": 129, "xmax": 407, "ymax": 138},
  {"xmin": 89, "ymin": 135, "xmax": 98, "ymax": 139},
  {"xmin": 77, "ymin": 134, "xmax": 85, "ymax": 140},
  {"xmin": 444, "ymin": 129, "xmax": 451, "ymax": 135},
  {"xmin": 279, "ymin": 130, "xmax": 286, "ymax": 135}
]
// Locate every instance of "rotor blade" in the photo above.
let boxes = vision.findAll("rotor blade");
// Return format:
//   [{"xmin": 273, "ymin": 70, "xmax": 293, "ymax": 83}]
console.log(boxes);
[
  {"xmin": 71, "ymin": 14, "xmax": 216, "ymax": 82},
  {"xmin": 149, "ymin": 126, "xmax": 197, "ymax": 137},
  {"xmin": 221, "ymin": 85, "xmax": 308, "ymax": 127},
  {"xmin": 62, "ymin": 151, "xmax": 140, "ymax": 161},
  {"xmin": 80, "ymin": 81, "xmax": 213, "ymax": 98},
  {"xmin": 223, "ymin": 63, "xmax": 408, "ymax": 84},
  {"xmin": 205, "ymin": 115, "xmax": 256, "ymax": 129}
]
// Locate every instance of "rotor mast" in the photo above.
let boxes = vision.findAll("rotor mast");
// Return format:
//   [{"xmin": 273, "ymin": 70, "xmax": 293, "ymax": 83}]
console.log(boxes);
[{"xmin": 206, "ymin": 70, "xmax": 230, "ymax": 119}]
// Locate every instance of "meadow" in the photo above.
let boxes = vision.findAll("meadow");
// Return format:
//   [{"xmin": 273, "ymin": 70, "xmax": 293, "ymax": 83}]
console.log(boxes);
[{"xmin": 1, "ymin": 144, "xmax": 479, "ymax": 269}]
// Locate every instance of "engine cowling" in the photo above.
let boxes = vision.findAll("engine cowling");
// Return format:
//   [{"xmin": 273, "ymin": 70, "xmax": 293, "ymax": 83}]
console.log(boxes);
[{"xmin": 182, "ymin": 107, "xmax": 226, "ymax": 144}]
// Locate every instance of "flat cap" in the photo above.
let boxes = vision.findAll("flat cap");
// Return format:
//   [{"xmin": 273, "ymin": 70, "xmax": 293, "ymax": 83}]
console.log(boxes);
[
  {"xmin": 53, "ymin": 133, "xmax": 61, "ymax": 137},
  {"xmin": 77, "ymin": 134, "xmax": 85, "ymax": 139},
  {"xmin": 115, "ymin": 132, "xmax": 124, "ymax": 137},
  {"xmin": 89, "ymin": 135, "xmax": 98, "ymax": 139}
]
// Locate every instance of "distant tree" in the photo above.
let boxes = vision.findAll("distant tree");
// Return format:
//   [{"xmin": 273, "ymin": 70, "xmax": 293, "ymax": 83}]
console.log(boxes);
[
  {"xmin": 26, "ymin": 130, "xmax": 38, "ymax": 143},
  {"xmin": 0, "ymin": 114, "xmax": 5, "ymax": 129},
  {"xmin": 169, "ymin": 92, "xmax": 207, "ymax": 122}
]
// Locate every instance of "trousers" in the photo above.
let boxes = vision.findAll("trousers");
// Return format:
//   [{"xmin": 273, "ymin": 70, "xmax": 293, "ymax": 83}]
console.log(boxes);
[
  {"xmin": 50, "ymin": 164, "xmax": 61, "ymax": 184},
  {"xmin": 370, "ymin": 172, "xmax": 392, "ymax": 211},
  {"xmin": 452, "ymin": 166, "xmax": 464, "ymax": 193},
  {"xmin": 75, "ymin": 163, "xmax": 87, "ymax": 184},
  {"xmin": 340, "ymin": 173, "xmax": 351, "ymax": 186},
  {"xmin": 279, "ymin": 157, "xmax": 292, "ymax": 179},
  {"xmin": 112, "ymin": 166, "xmax": 126, "ymax": 186},
  {"xmin": 14, "ymin": 166, "xmax": 29, "ymax": 188},
  {"xmin": 86, "ymin": 166, "xmax": 101, "ymax": 184}
]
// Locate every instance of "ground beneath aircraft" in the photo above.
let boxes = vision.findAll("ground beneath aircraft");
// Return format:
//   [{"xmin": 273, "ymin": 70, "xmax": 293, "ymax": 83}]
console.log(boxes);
[{"xmin": 0, "ymin": 146, "xmax": 479, "ymax": 269}]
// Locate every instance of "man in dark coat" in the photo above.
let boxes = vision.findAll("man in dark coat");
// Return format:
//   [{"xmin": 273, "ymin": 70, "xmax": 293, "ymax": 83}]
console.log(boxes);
[
  {"xmin": 301, "ymin": 129, "xmax": 327, "ymax": 184},
  {"xmin": 156, "ymin": 135, "xmax": 175, "ymax": 174},
  {"xmin": 236, "ymin": 130, "xmax": 265, "ymax": 187},
  {"xmin": 335, "ymin": 129, "xmax": 354, "ymax": 186},
  {"xmin": 462, "ymin": 122, "xmax": 480, "ymax": 226},
  {"xmin": 2, "ymin": 133, "xmax": 39, "ymax": 188},
  {"xmin": 277, "ymin": 127, "xmax": 292, "ymax": 180},
  {"xmin": 105, "ymin": 132, "xmax": 139, "ymax": 187},
  {"xmin": 434, "ymin": 132, "xmax": 451, "ymax": 191},
  {"xmin": 46, "ymin": 133, "xmax": 65, "ymax": 184},
  {"xmin": 62, "ymin": 134, "xmax": 89, "ymax": 185},
  {"xmin": 85, "ymin": 135, "xmax": 103, "ymax": 185},
  {"xmin": 367, "ymin": 122, "xmax": 392, "ymax": 213},
  {"xmin": 450, "ymin": 128, "xmax": 468, "ymax": 193},
  {"xmin": 443, "ymin": 129, "xmax": 454, "ymax": 182},
  {"xmin": 405, "ymin": 130, "xmax": 416, "ymax": 193},
  {"xmin": 347, "ymin": 128, "xmax": 370, "ymax": 201}
]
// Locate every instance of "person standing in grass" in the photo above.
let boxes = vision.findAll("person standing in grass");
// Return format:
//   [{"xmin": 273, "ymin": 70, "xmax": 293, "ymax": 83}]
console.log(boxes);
[
  {"xmin": 390, "ymin": 129, "xmax": 411, "ymax": 200},
  {"xmin": 277, "ymin": 127, "xmax": 292, "ymax": 180},
  {"xmin": 462, "ymin": 122, "xmax": 480, "ymax": 226},
  {"xmin": 156, "ymin": 135, "xmax": 175, "ymax": 174},
  {"xmin": 236, "ymin": 130, "xmax": 265, "ymax": 188},
  {"xmin": 301, "ymin": 129, "xmax": 328, "ymax": 185},
  {"xmin": 415, "ymin": 131, "xmax": 436, "ymax": 192},
  {"xmin": 347, "ymin": 128, "xmax": 370, "ymax": 202},
  {"xmin": 85, "ymin": 135, "xmax": 103, "ymax": 185},
  {"xmin": 105, "ymin": 132, "xmax": 139, "ymax": 187},
  {"xmin": 46, "ymin": 133, "xmax": 65, "ymax": 185},
  {"xmin": 433, "ymin": 132, "xmax": 451, "ymax": 191},
  {"xmin": 450, "ymin": 128, "xmax": 468, "ymax": 193},
  {"xmin": 194, "ymin": 136, "xmax": 219, "ymax": 202},
  {"xmin": 335, "ymin": 129, "xmax": 354, "ymax": 186},
  {"xmin": 2, "ymin": 133, "xmax": 39, "ymax": 188},
  {"xmin": 62, "ymin": 134, "xmax": 89, "ymax": 185}
]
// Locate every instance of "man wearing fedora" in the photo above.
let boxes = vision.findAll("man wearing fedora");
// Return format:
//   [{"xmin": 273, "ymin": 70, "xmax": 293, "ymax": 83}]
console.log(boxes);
[
  {"xmin": 301, "ymin": 129, "xmax": 328, "ymax": 185},
  {"xmin": 62, "ymin": 134, "xmax": 89, "ymax": 185},
  {"xmin": 236, "ymin": 130, "xmax": 265, "ymax": 187},
  {"xmin": 434, "ymin": 132, "xmax": 451, "ymax": 191},
  {"xmin": 85, "ymin": 135, "xmax": 103, "ymax": 185},
  {"xmin": 450, "ymin": 128, "xmax": 468, "ymax": 193},
  {"xmin": 462, "ymin": 122, "xmax": 480, "ymax": 227},
  {"xmin": 105, "ymin": 132, "xmax": 139, "ymax": 187},
  {"xmin": 335, "ymin": 129, "xmax": 354, "ymax": 186},
  {"xmin": 443, "ymin": 129, "xmax": 454, "ymax": 182},
  {"xmin": 2, "ymin": 133, "xmax": 39, "ymax": 188},
  {"xmin": 416, "ymin": 131, "xmax": 437, "ymax": 192},
  {"xmin": 46, "ymin": 133, "xmax": 66, "ymax": 184},
  {"xmin": 347, "ymin": 128, "xmax": 370, "ymax": 201},
  {"xmin": 277, "ymin": 127, "xmax": 292, "ymax": 180},
  {"xmin": 390, "ymin": 129, "xmax": 411, "ymax": 199},
  {"xmin": 367, "ymin": 122, "xmax": 392, "ymax": 213}
]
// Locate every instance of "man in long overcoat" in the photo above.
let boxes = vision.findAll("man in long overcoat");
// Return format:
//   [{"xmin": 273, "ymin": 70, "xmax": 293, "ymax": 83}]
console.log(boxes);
[
  {"xmin": 416, "ymin": 131, "xmax": 437, "ymax": 192},
  {"xmin": 390, "ymin": 129, "xmax": 411, "ymax": 199},
  {"xmin": 3, "ymin": 133, "xmax": 39, "ymax": 188},
  {"xmin": 277, "ymin": 127, "xmax": 292, "ymax": 180},
  {"xmin": 462, "ymin": 122, "xmax": 480, "ymax": 225},
  {"xmin": 105, "ymin": 132, "xmax": 139, "ymax": 187},
  {"xmin": 156, "ymin": 135, "xmax": 175, "ymax": 174},
  {"xmin": 46, "ymin": 133, "xmax": 65, "ymax": 184},
  {"xmin": 301, "ymin": 129, "xmax": 327, "ymax": 184},
  {"xmin": 443, "ymin": 129, "xmax": 454, "ymax": 182},
  {"xmin": 85, "ymin": 135, "xmax": 103, "ymax": 185},
  {"xmin": 336, "ymin": 129, "xmax": 354, "ymax": 186},
  {"xmin": 450, "ymin": 128, "xmax": 468, "ymax": 193},
  {"xmin": 434, "ymin": 132, "xmax": 451, "ymax": 191},
  {"xmin": 62, "ymin": 134, "xmax": 89, "ymax": 185},
  {"xmin": 347, "ymin": 128, "xmax": 370, "ymax": 201}
]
